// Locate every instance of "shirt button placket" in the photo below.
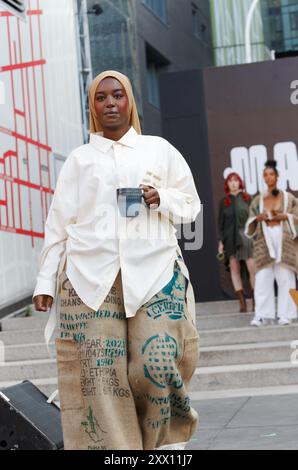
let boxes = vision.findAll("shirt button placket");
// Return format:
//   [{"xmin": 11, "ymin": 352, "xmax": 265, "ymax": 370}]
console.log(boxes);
[{"xmin": 113, "ymin": 142, "xmax": 123, "ymax": 252}]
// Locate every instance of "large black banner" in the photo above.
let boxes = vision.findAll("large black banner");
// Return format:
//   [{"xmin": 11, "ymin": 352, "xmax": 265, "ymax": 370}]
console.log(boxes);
[{"xmin": 159, "ymin": 57, "xmax": 298, "ymax": 302}]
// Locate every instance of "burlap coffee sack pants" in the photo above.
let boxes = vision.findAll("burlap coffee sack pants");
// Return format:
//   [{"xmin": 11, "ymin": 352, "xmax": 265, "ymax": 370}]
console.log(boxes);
[{"xmin": 56, "ymin": 258, "xmax": 200, "ymax": 450}]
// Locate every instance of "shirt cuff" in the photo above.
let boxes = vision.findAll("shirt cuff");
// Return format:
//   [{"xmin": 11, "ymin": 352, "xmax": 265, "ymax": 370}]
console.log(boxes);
[
  {"xmin": 244, "ymin": 216, "xmax": 258, "ymax": 239},
  {"xmin": 286, "ymin": 213, "xmax": 298, "ymax": 239},
  {"xmin": 32, "ymin": 278, "xmax": 56, "ymax": 301}
]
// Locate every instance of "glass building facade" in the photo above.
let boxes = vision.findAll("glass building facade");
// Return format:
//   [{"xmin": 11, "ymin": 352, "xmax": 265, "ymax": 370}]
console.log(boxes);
[
  {"xmin": 261, "ymin": 0, "xmax": 298, "ymax": 54},
  {"xmin": 87, "ymin": 0, "xmax": 143, "ymax": 122},
  {"xmin": 209, "ymin": 0, "xmax": 271, "ymax": 66}
]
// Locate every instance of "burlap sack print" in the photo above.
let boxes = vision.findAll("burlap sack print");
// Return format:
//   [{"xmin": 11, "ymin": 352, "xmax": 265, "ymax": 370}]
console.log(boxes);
[
  {"xmin": 127, "ymin": 259, "xmax": 199, "ymax": 450},
  {"xmin": 55, "ymin": 337, "xmax": 96, "ymax": 450},
  {"xmin": 281, "ymin": 230, "xmax": 297, "ymax": 272},
  {"xmin": 56, "ymin": 269, "xmax": 143, "ymax": 450},
  {"xmin": 252, "ymin": 233, "xmax": 273, "ymax": 271},
  {"xmin": 56, "ymin": 259, "xmax": 199, "ymax": 450}
]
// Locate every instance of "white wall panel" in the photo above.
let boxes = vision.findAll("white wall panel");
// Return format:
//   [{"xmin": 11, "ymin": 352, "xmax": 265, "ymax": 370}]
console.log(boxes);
[{"xmin": 0, "ymin": 0, "xmax": 83, "ymax": 309}]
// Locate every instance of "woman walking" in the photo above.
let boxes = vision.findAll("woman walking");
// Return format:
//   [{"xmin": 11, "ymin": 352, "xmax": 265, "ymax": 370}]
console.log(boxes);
[
  {"xmin": 245, "ymin": 160, "xmax": 298, "ymax": 327},
  {"xmin": 218, "ymin": 172, "xmax": 255, "ymax": 312},
  {"xmin": 32, "ymin": 70, "xmax": 201, "ymax": 450}
]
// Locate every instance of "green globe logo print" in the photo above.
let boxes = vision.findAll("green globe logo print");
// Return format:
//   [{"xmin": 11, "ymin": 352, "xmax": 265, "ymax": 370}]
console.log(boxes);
[{"xmin": 142, "ymin": 333, "xmax": 183, "ymax": 389}]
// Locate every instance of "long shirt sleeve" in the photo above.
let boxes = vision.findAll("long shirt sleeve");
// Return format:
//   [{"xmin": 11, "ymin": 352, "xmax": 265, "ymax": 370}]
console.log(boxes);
[
  {"xmin": 32, "ymin": 152, "xmax": 79, "ymax": 299},
  {"xmin": 151, "ymin": 140, "xmax": 201, "ymax": 225}
]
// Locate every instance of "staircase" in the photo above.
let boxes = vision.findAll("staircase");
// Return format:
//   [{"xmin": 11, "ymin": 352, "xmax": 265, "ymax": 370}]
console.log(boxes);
[{"xmin": 1, "ymin": 300, "xmax": 298, "ymax": 400}]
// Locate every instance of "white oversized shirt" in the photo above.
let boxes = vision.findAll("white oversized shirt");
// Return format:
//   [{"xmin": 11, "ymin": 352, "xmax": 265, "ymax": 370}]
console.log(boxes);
[{"xmin": 32, "ymin": 126, "xmax": 201, "ymax": 335}]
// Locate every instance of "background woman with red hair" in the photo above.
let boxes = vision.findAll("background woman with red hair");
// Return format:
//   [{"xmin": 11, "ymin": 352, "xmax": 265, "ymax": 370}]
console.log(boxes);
[{"xmin": 218, "ymin": 172, "xmax": 255, "ymax": 312}]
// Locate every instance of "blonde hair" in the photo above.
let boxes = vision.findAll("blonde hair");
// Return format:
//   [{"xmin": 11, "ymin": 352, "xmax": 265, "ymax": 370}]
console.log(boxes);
[{"xmin": 88, "ymin": 70, "xmax": 142, "ymax": 134}]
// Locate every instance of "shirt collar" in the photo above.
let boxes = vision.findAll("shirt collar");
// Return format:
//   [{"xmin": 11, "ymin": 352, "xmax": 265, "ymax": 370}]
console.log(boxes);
[{"xmin": 89, "ymin": 125, "xmax": 138, "ymax": 153}]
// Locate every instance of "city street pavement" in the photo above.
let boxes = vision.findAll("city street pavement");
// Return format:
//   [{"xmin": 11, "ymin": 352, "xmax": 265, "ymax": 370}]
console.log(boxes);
[{"xmin": 186, "ymin": 394, "xmax": 298, "ymax": 450}]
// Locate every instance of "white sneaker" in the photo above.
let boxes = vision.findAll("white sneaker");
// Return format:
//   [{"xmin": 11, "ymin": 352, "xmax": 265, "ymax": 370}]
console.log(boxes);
[
  {"xmin": 278, "ymin": 318, "xmax": 291, "ymax": 326},
  {"xmin": 250, "ymin": 317, "xmax": 263, "ymax": 327}
]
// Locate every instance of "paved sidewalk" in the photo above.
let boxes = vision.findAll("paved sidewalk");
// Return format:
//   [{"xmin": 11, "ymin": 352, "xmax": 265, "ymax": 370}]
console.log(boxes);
[{"xmin": 186, "ymin": 394, "xmax": 298, "ymax": 450}]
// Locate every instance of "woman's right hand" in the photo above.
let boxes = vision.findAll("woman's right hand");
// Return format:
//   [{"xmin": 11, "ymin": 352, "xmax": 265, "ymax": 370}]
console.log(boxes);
[
  {"xmin": 33, "ymin": 295, "xmax": 53, "ymax": 312},
  {"xmin": 256, "ymin": 213, "xmax": 268, "ymax": 222},
  {"xmin": 218, "ymin": 240, "xmax": 224, "ymax": 254}
]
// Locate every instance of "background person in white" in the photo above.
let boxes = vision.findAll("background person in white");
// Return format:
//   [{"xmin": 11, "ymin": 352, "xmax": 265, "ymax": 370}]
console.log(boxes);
[
  {"xmin": 245, "ymin": 160, "xmax": 298, "ymax": 327},
  {"xmin": 32, "ymin": 70, "xmax": 201, "ymax": 450}
]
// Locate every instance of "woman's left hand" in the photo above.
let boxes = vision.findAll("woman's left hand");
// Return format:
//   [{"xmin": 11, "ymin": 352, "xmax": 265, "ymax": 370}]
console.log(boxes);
[{"xmin": 139, "ymin": 184, "xmax": 160, "ymax": 209}]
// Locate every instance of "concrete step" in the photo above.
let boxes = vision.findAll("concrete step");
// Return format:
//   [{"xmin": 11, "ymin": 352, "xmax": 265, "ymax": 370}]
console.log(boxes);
[
  {"xmin": 3, "ymin": 361, "xmax": 298, "ymax": 399},
  {"xmin": 0, "ymin": 314, "xmax": 48, "ymax": 331},
  {"xmin": 1, "ymin": 322, "xmax": 298, "ymax": 348},
  {"xmin": 2, "ymin": 339, "xmax": 292, "ymax": 366},
  {"xmin": 1, "ymin": 335, "xmax": 294, "ymax": 382},
  {"xmin": 2, "ymin": 342, "xmax": 56, "ymax": 362},
  {"xmin": 199, "ymin": 341, "xmax": 293, "ymax": 367},
  {"xmin": 199, "ymin": 323, "xmax": 298, "ymax": 347},
  {"xmin": 196, "ymin": 299, "xmax": 253, "ymax": 315},
  {"xmin": 0, "ymin": 329, "xmax": 58, "ymax": 345},
  {"xmin": 3, "ymin": 378, "xmax": 298, "ymax": 406},
  {"xmin": 1, "ymin": 302, "xmax": 254, "ymax": 332},
  {"xmin": 0, "ymin": 358, "xmax": 57, "ymax": 381},
  {"xmin": 2, "ymin": 310, "xmax": 291, "ymax": 336},
  {"xmin": 197, "ymin": 312, "xmax": 254, "ymax": 330},
  {"xmin": 189, "ymin": 384, "xmax": 298, "ymax": 400},
  {"xmin": 189, "ymin": 361, "xmax": 298, "ymax": 392},
  {"xmin": 0, "ymin": 312, "xmax": 255, "ymax": 332}
]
